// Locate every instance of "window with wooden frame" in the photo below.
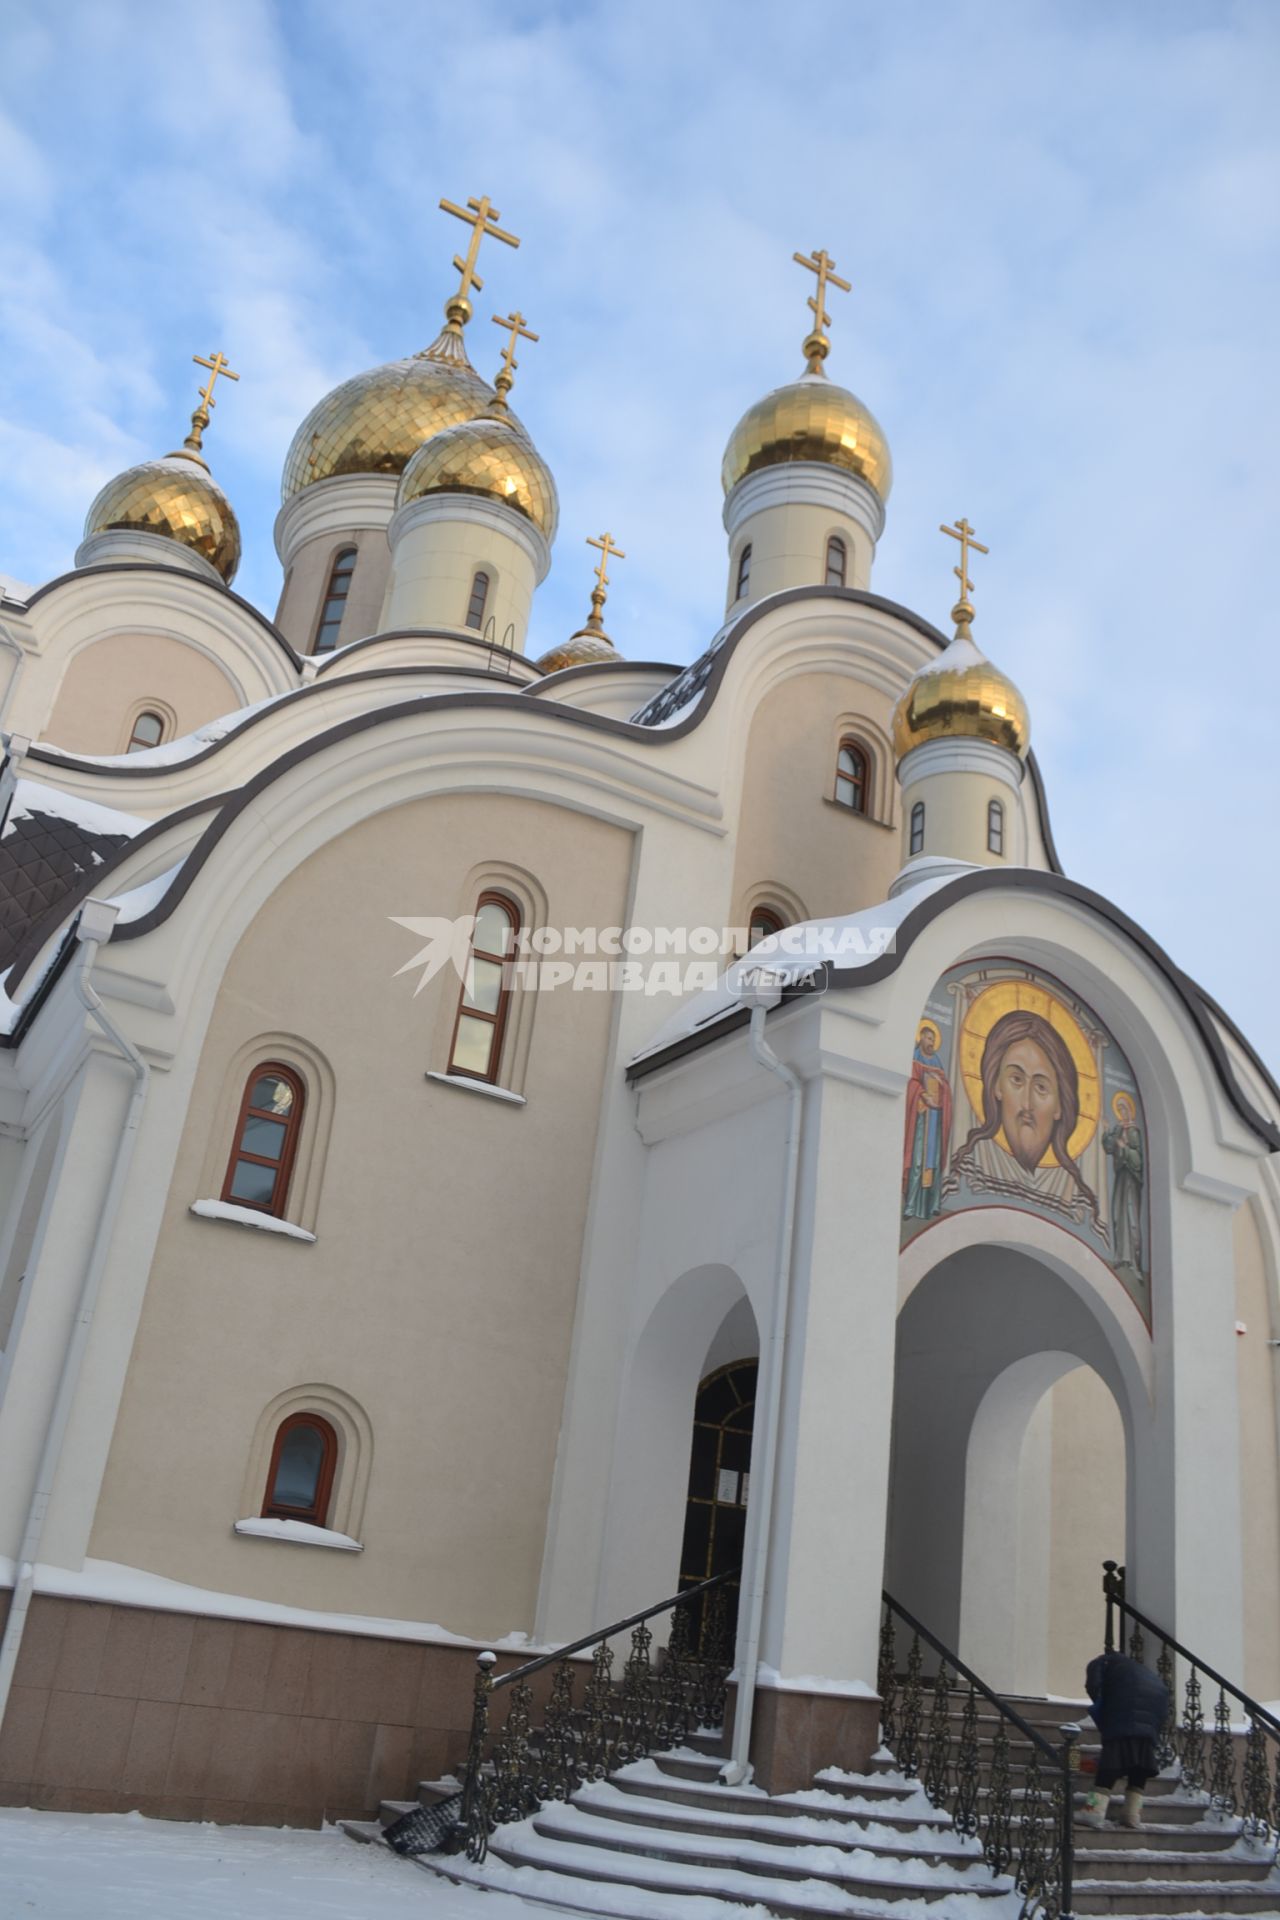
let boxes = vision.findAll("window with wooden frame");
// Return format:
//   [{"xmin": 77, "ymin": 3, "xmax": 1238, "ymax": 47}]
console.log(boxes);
[
  {"xmin": 748, "ymin": 906, "xmax": 785, "ymax": 946},
  {"xmin": 313, "ymin": 546, "xmax": 357, "ymax": 652},
  {"xmin": 464, "ymin": 569, "xmax": 491, "ymax": 631},
  {"xmin": 261, "ymin": 1412, "xmax": 338, "ymax": 1525},
  {"xmin": 910, "ymin": 800, "xmax": 926, "ymax": 856},
  {"xmin": 222, "ymin": 1065, "xmax": 304, "ymax": 1216},
  {"xmin": 987, "ymin": 798, "xmax": 1005, "ymax": 856},
  {"xmin": 447, "ymin": 893, "xmax": 519, "ymax": 1083},
  {"xmin": 834, "ymin": 739, "xmax": 869, "ymax": 814},
  {"xmin": 825, "ymin": 535, "xmax": 847, "ymax": 588},
  {"xmin": 126, "ymin": 710, "xmax": 165, "ymax": 753},
  {"xmin": 735, "ymin": 543, "xmax": 752, "ymax": 601}
]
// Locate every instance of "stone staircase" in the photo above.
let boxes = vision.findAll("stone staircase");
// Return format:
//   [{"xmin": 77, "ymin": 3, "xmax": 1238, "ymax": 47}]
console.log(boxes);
[{"xmin": 343, "ymin": 1699, "xmax": 1280, "ymax": 1918}]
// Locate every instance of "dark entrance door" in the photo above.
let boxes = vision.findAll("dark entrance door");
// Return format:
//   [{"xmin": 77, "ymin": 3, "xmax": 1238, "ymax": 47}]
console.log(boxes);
[{"xmin": 678, "ymin": 1360, "xmax": 755, "ymax": 1646}]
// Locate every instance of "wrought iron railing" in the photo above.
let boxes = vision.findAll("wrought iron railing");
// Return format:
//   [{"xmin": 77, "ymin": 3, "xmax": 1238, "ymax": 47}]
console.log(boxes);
[
  {"xmin": 880, "ymin": 1592, "xmax": 1076, "ymax": 1920},
  {"xmin": 441, "ymin": 1568, "xmax": 737, "ymax": 1863},
  {"xmin": 1102, "ymin": 1560, "xmax": 1280, "ymax": 1842}
]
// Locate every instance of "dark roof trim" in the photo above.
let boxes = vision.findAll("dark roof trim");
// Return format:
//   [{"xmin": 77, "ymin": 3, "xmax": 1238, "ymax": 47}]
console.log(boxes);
[
  {"xmin": 625, "ymin": 865, "xmax": 1280, "ymax": 1153},
  {"xmin": 24, "ymin": 561, "xmax": 303, "ymax": 670},
  {"xmin": 529, "ymin": 657, "xmax": 683, "ymax": 691},
  {"xmin": 313, "ymin": 626, "xmax": 543, "ymax": 679}
]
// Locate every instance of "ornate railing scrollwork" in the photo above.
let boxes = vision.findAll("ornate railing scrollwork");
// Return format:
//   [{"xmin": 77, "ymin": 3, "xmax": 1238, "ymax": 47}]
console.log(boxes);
[
  {"xmin": 880, "ymin": 1591, "xmax": 1073, "ymax": 1920},
  {"xmin": 455, "ymin": 1568, "xmax": 738, "ymax": 1863}
]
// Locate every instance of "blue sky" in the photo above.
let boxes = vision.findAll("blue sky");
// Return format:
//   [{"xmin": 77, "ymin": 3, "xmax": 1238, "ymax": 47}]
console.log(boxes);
[{"xmin": 1, "ymin": 0, "xmax": 1278, "ymax": 1068}]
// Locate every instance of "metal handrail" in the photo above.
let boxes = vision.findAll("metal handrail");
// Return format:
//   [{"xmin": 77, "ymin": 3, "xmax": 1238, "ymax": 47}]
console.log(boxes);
[
  {"xmin": 1104, "ymin": 1561, "xmax": 1280, "ymax": 1737},
  {"xmin": 488, "ymin": 1567, "xmax": 737, "ymax": 1694},
  {"xmin": 883, "ymin": 1589, "xmax": 1066, "ymax": 1765}
]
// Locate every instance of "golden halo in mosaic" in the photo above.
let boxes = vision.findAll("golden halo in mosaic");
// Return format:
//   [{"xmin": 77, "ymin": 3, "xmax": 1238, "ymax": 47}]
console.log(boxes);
[
  {"xmin": 398, "ymin": 416, "xmax": 559, "ymax": 540},
  {"xmin": 84, "ymin": 451, "xmax": 242, "ymax": 583},
  {"xmin": 892, "ymin": 635, "xmax": 1030, "ymax": 760},
  {"xmin": 280, "ymin": 352, "xmax": 502, "ymax": 502},
  {"xmin": 721, "ymin": 371, "xmax": 893, "ymax": 501},
  {"xmin": 536, "ymin": 630, "xmax": 619, "ymax": 674}
]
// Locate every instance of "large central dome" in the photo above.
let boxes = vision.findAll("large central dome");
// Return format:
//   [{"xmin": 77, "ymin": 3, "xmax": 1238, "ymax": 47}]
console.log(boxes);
[{"xmin": 280, "ymin": 327, "xmax": 501, "ymax": 502}]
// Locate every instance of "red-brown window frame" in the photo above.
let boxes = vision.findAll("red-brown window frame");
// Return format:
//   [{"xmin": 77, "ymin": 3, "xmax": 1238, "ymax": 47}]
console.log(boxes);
[
  {"xmin": 261, "ymin": 1412, "xmax": 338, "ymax": 1525},
  {"xmin": 464, "ymin": 569, "xmax": 491, "ymax": 631},
  {"xmin": 127, "ymin": 709, "xmax": 166, "ymax": 753},
  {"xmin": 825, "ymin": 535, "xmax": 847, "ymax": 588},
  {"xmin": 313, "ymin": 545, "xmax": 357, "ymax": 653},
  {"xmin": 221, "ymin": 1063, "xmax": 305, "ymax": 1218},
  {"xmin": 735, "ymin": 543, "xmax": 752, "ymax": 601},
  {"xmin": 987, "ymin": 797, "xmax": 1005, "ymax": 856},
  {"xmin": 447, "ymin": 891, "xmax": 520, "ymax": 1085},
  {"xmin": 834, "ymin": 738, "xmax": 869, "ymax": 815},
  {"xmin": 748, "ymin": 906, "xmax": 785, "ymax": 945}
]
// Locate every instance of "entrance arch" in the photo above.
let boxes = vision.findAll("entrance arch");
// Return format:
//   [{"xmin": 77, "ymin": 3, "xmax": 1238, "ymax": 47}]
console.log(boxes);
[{"xmin": 887, "ymin": 1239, "xmax": 1138, "ymax": 1696}]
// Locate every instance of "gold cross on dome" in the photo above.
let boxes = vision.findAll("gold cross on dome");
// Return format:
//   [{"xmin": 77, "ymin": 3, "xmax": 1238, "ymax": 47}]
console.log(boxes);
[
  {"xmin": 193, "ymin": 349, "xmax": 239, "ymax": 413},
  {"xmin": 793, "ymin": 247, "xmax": 851, "ymax": 370},
  {"xmin": 941, "ymin": 517, "xmax": 989, "ymax": 612},
  {"xmin": 587, "ymin": 530, "xmax": 625, "ymax": 593},
  {"xmin": 491, "ymin": 310, "xmax": 539, "ymax": 397},
  {"xmin": 439, "ymin": 194, "xmax": 520, "ymax": 313}
]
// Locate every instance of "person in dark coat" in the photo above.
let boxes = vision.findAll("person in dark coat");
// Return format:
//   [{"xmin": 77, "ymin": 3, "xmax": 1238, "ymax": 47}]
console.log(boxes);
[{"xmin": 1078, "ymin": 1651, "xmax": 1169, "ymax": 1829}]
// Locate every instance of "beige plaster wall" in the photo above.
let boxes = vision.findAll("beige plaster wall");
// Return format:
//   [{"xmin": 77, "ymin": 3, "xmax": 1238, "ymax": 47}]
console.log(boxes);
[
  {"xmin": 730, "ymin": 669, "xmax": 900, "ymax": 929},
  {"xmin": 275, "ymin": 526, "xmax": 390, "ymax": 656},
  {"xmin": 1235, "ymin": 1200, "xmax": 1280, "ymax": 1699},
  {"xmin": 44, "ymin": 633, "xmax": 244, "ymax": 755},
  {"xmin": 726, "ymin": 503, "xmax": 873, "ymax": 613},
  {"xmin": 90, "ymin": 792, "xmax": 633, "ymax": 1639},
  {"xmin": 381, "ymin": 518, "xmax": 534, "ymax": 652},
  {"xmin": 1046, "ymin": 1364, "xmax": 1126, "ymax": 1697},
  {"xmin": 901, "ymin": 765, "xmax": 1021, "ymax": 870}
]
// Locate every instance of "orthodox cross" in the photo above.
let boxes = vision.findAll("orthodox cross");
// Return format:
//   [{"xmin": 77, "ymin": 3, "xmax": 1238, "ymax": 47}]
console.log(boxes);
[
  {"xmin": 491, "ymin": 310, "xmax": 538, "ymax": 405},
  {"xmin": 584, "ymin": 532, "xmax": 625, "ymax": 632},
  {"xmin": 793, "ymin": 247, "xmax": 851, "ymax": 371},
  {"xmin": 184, "ymin": 350, "xmax": 239, "ymax": 454},
  {"xmin": 941, "ymin": 517, "xmax": 989, "ymax": 627},
  {"xmin": 439, "ymin": 194, "xmax": 520, "ymax": 312}
]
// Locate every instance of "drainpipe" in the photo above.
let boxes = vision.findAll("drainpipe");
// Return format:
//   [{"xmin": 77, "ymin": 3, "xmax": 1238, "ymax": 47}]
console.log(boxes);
[
  {"xmin": 0, "ymin": 899, "xmax": 148, "ymax": 1727},
  {"xmin": 0, "ymin": 617, "xmax": 25, "ymax": 727},
  {"xmin": 720, "ymin": 989, "xmax": 804, "ymax": 1786},
  {"xmin": 0, "ymin": 732, "xmax": 32, "ymax": 834}
]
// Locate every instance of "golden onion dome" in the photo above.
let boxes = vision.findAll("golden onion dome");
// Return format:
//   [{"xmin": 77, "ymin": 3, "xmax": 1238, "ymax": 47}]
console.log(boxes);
[
  {"xmin": 892, "ymin": 627, "xmax": 1030, "ymax": 760},
  {"xmin": 397, "ymin": 413, "xmax": 558, "ymax": 540},
  {"xmin": 536, "ymin": 629, "xmax": 619, "ymax": 674},
  {"xmin": 722, "ymin": 369, "xmax": 893, "ymax": 501},
  {"xmin": 84, "ymin": 447, "xmax": 241, "ymax": 583},
  {"xmin": 281, "ymin": 327, "xmax": 503, "ymax": 501}
]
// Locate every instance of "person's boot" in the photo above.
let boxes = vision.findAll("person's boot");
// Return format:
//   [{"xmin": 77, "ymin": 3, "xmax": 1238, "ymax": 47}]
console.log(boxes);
[
  {"xmin": 1119, "ymin": 1789, "xmax": 1144, "ymax": 1830},
  {"xmin": 1077, "ymin": 1789, "xmax": 1110, "ymax": 1829}
]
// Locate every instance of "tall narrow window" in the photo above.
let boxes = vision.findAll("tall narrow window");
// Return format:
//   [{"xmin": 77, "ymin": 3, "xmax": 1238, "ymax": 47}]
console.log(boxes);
[
  {"xmin": 262, "ymin": 1413, "xmax": 338, "ymax": 1525},
  {"xmin": 825, "ymin": 535, "xmax": 847, "ymax": 588},
  {"xmin": 464, "ymin": 570, "xmax": 491, "ymax": 631},
  {"xmin": 314, "ymin": 546, "xmax": 357, "ymax": 652},
  {"xmin": 834, "ymin": 739, "xmax": 869, "ymax": 814},
  {"xmin": 749, "ymin": 906, "xmax": 785, "ymax": 946},
  {"xmin": 222, "ymin": 1065, "xmax": 304, "ymax": 1216},
  {"xmin": 448, "ymin": 893, "xmax": 519, "ymax": 1084},
  {"xmin": 910, "ymin": 801, "xmax": 926, "ymax": 856},
  {"xmin": 987, "ymin": 798, "xmax": 1005, "ymax": 856},
  {"xmin": 127, "ymin": 710, "xmax": 165, "ymax": 753},
  {"xmin": 735, "ymin": 544, "xmax": 752, "ymax": 601}
]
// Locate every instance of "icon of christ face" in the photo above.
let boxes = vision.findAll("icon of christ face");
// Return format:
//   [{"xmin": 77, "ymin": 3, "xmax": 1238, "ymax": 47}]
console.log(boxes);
[{"xmin": 992, "ymin": 1035, "xmax": 1062, "ymax": 1171}]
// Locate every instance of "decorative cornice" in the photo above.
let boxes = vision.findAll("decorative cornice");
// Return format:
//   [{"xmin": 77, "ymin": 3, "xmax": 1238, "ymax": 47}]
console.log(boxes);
[
  {"xmin": 273, "ymin": 472, "xmax": 400, "ymax": 567},
  {"xmin": 73, "ymin": 529, "xmax": 224, "ymax": 586},
  {"xmin": 723, "ymin": 460, "xmax": 886, "ymax": 546},
  {"xmin": 898, "ymin": 735, "xmax": 1026, "ymax": 791},
  {"xmin": 387, "ymin": 490, "xmax": 552, "ymax": 584}
]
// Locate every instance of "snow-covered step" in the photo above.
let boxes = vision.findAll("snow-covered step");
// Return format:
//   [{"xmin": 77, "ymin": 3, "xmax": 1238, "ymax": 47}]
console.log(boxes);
[
  {"xmin": 1073, "ymin": 1849, "xmax": 1276, "ymax": 1884},
  {"xmin": 572, "ymin": 1778, "xmax": 980, "ymax": 1858},
  {"xmin": 1073, "ymin": 1824, "xmax": 1241, "ymax": 1854},
  {"xmin": 1072, "ymin": 1884, "xmax": 1280, "ymax": 1917},
  {"xmin": 613, "ymin": 1758, "xmax": 934, "ymax": 1821},
  {"xmin": 423, "ymin": 1848, "xmax": 795, "ymax": 1920}
]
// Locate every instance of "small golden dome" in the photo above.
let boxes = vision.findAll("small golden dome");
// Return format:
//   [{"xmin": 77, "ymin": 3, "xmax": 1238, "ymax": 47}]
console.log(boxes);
[
  {"xmin": 84, "ymin": 448, "xmax": 241, "ymax": 583},
  {"xmin": 892, "ymin": 629, "xmax": 1030, "ymax": 760},
  {"xmin": 398, "ymin": 415, "xmax": 558, "ymax": 540},
  {"xmin": 281, "ymin": 340, "xmax": 499, "ymax": 501},
  {"xmin": 722, "ymin": 370, "xmax": 893, "ymax": 501},
  {"xmin": 536, "ymin": 629, "xmax": 619, "ymax": 674}
]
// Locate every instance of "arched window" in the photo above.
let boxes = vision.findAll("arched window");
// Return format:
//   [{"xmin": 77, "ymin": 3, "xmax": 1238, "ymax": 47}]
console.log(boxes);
[
  {"xmin": 910, "ymin": 800, "xmax": 926, "ymax": 856},
  {"xmin": 825, "ymin": 535, "xmax": 847, "ymax": 588},
  {"xmin": 749, "ymin": 906, "xmax": 785, "ymax": 946},
  {"xmin": 262, "ymin": 1413, "xmax": 338, "ymax": 1525},
  {"xmin": 314, "ymin": 546, "xmax": 357, "ymax": 653},
  {"xmin": 448, "ymin": 893, "xmax": 519, "ymax": 1083},
  {"xmin": 127, "ymin": 710, "xmax": 165, "ymax": 753},
  {"xmin": 987, "ymin": 797, "xmax": 1005, "ymax": 856},
  {"xmin": 834, "ymin": 739, "xmax": 869, "ymax": 814},
  {"xmin": 464, "ymin": 569, "xmax": 491, "ymax": 631},
  {"xmin": 222, "ymin": 1064, "xmax": 304, "ymax": 1216},
  {"xmin": 735, "ymin": 544, "xmax": 752, "ymax": 601}
]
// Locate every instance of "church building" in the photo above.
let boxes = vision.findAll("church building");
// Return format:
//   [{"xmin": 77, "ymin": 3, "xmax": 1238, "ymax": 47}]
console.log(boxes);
[{"xmin": 0, "ymin": 193, "xmax": 1277, "ymax": 1843}]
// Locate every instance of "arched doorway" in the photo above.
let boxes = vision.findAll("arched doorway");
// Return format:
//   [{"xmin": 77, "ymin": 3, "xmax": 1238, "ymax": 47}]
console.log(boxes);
[{"xmin": 678, "ymin": 1360, "xmax": 755, "ymax": 1645}]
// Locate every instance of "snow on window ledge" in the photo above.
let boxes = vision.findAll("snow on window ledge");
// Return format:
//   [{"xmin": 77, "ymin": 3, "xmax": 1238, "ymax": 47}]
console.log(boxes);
[
  {"xmin": 424, "ymin": 1071, "xmax": 526, "ymax": 1106},
  {"xmin": 233, "ymin": 1517, "xmax": 362, "ymax": 1552},
  {"xmin": 189, "ymin": 1199, "xmax": 316, "ymax": 1242}
]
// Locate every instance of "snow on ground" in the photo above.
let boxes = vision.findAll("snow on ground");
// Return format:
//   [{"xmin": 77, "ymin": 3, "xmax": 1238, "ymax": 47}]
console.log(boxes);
[{"xmin": 0, "ymin": 1807, "xmax": 536, "ymax": 1920}]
